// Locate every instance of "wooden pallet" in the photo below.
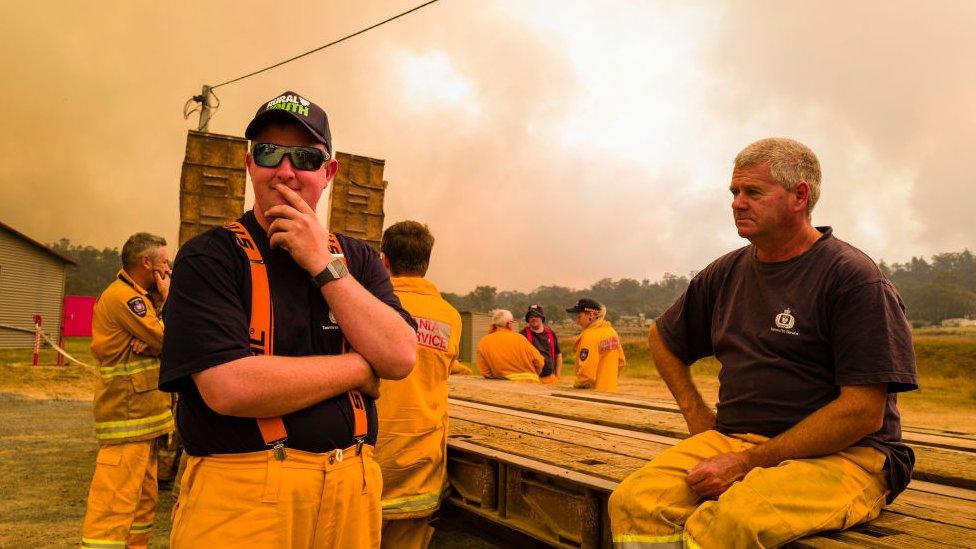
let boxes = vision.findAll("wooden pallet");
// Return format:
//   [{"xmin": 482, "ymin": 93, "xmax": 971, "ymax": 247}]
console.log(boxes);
[{"xmin": 445, "ymin": 377, "xmax": 976, "ymax": 548}]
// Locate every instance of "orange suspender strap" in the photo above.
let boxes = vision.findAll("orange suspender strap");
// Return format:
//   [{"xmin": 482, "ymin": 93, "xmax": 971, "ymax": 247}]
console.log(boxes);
[
  {"xmin": 226, "ymin": 222, "xmax": 368, "ymax": 460},
  {"xmin": 327, "ymin": 233, "xmax": 369, "ymax": 441},
  {"xmin": 225, "ymin": 222, "xmax": 287, "ymax": 454}
]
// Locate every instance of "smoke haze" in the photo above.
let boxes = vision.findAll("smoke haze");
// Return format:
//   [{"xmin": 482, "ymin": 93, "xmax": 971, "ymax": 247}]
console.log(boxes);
[{"xmin": 1, "ymin": 0, "xmax": 973, "ymax": 292}]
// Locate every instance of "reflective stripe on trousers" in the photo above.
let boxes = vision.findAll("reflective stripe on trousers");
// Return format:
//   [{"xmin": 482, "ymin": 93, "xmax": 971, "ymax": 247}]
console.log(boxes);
[
  {"xmin": 381, "ymin": 481, "xmax": 449, "ymax": 517},
  {"xmin": 613, "ymin": 533, "xmax": 700, "ymax": 548},
  {"xmin": 81, "ymin": 439, "xmax": 158, "ymax": 549}
]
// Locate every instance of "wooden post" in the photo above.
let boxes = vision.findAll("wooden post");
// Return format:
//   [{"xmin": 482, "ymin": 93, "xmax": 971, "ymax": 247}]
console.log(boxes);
[
  {"xmin": 198, "ymin": 85, "xmax": 213, "ymax": 132},
  {"xmin": 32, "ymin": 314, "xmax": 42, "ymax": 366},
  {"xmin": 57, "ymin": 314, "xmax": 65, "ymax": 366}
]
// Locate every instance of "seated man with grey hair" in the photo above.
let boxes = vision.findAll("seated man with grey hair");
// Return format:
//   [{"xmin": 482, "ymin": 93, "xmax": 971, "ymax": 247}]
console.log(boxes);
[
  {"xmin": 609, "ymin": 137, "xmax": 918, "ymax": 547},
  {"xmin": 475, "ymin": 309, "xmax": 545, "ymax": 382}
]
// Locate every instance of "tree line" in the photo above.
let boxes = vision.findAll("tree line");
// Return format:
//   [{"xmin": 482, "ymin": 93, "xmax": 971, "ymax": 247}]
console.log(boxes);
[
  {"xmin": 442, "ymin": 275, "xmax": 691, "ymax": 324},
  {"xmin": 50, "ymin": 238, "xmax": 975, "ymax": 324},
  {"xmin": 881, "ymin": 250, "xmax": 976, "ymax": 325},
  {"xmin": 445, "ymin": 250, "xmax": 976, "ymax": 326},
  {"xmin": 50, "ymin": 239, "xmax": 123, "ymax": 296}
]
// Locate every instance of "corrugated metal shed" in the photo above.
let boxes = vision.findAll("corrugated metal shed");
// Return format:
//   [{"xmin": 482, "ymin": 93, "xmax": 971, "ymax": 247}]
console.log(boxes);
[{"xmin": 0, "ymin": 221, "xmax": 75, "ymax": 348}]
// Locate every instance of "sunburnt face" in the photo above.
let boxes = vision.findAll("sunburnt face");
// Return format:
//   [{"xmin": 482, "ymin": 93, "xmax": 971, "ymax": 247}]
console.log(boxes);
[
  {"xmin": 729, "ymin": 163, "xmax": 794, "ymax": 242},
  {"xmin": 575, "ymin": 311, "xmax": 592, "ymax": 328},
  {"xmin": 140, "ymin": 246, "xmax": 170, "ymax": 291},
  {"xmin": 151, "ymin": 247, "xmax": 171, "ymax": 279},
  {"xmin": 245, "ymin": 122, "xmax": 338, "ymax": 230}
]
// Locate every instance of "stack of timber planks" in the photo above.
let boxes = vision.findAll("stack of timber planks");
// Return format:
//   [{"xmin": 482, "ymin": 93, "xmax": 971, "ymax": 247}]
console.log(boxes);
[{"xmin": 445, "ymin": 376, "xmax": 976, "ymax": 548}]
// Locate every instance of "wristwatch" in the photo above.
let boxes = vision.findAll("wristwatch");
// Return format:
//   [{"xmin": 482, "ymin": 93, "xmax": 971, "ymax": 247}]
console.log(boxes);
[{"xmin": 312, "ymin": 258, "xmax": 348, "ymax": 287}]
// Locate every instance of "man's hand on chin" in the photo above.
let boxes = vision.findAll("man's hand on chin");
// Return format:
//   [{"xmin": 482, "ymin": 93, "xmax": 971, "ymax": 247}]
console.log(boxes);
[{"xmin": 265, "ymin": 183, "xmax": 331, "ymax": 275}]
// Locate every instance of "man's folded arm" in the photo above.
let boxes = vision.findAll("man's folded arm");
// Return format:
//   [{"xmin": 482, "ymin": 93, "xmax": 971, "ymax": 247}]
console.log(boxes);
[{"xmin": 192, "ymin": 352, "xmax": 377, "ymax": 417}]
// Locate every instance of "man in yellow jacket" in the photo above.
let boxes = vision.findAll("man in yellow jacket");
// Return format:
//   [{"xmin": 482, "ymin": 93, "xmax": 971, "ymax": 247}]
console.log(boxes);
[
  {"xmin": 476, "ymin": 309, "xmax": 545, "ymax": 382},
  {"xmin": 567, "ymin": 298, "xmax": 626, "ymax": 392},
  {"xmin": 376, "ymin": 220, "xmax": 462, "ymax": 548},
  {"xmin": 82, "ymin": 232, "xmax": 175, "ymax": 549}
]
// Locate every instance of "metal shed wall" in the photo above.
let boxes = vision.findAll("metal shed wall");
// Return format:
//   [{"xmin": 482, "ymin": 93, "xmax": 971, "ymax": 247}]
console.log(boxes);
[{"xmin": 0, "ymin": 228, "xmax": 67, "ymax": 348}]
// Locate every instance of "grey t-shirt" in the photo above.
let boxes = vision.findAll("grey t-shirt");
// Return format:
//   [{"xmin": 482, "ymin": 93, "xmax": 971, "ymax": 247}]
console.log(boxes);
[{"xmin": 656, "ymin": 227, "xmax": 918, "ymax": 501}]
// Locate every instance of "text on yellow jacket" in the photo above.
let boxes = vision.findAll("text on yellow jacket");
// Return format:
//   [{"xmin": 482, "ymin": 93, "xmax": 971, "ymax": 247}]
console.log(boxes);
[
  {"xmin": 573, "ymin": 319, "xmax": 626, "ymax": 392},
  {"xmin": 375, "ymin": 276, "xmax": 463, "ymax": 519}
]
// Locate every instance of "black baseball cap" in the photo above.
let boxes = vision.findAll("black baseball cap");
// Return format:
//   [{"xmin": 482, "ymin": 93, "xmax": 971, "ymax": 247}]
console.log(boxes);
[
  {"xmin": 566, "ymin": 298, "xmax": 602, "ymax": 314},
  {"xmin": 244, "ymin": 90, "xmax": 333, "ymax": 155},
  {"xmin": 524, "ymin": 304, "xmax": 545, "ymax": 322}
]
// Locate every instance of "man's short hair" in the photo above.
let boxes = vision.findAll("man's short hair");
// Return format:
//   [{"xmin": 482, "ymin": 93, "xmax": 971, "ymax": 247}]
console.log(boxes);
[
  {"xmin": 382, "ymin": 221, "xmax": 434, "ymax": 276},
  {"xmin": 121, "ymin": 233, "xmax": 167, "ymax": 270},
  {"xmin": 490, "ymin": 309, "xmax": 514, "ymax": 328},
  {"xmin": 734, "ymin": 138, "xmax": 822, "ymax": 216}
]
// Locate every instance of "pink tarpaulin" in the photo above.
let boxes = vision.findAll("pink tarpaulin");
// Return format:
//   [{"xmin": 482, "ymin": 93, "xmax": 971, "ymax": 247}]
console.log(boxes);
[{"xmin": 63, "ymin": 295, "xmax": 96, "ymax": 337}]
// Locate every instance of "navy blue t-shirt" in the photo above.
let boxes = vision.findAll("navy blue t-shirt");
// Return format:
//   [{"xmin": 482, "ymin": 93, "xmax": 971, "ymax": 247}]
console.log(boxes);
[
  {"xmin": 159, "ymin": 210, "xmax": 415, "ymax": 456},
  {"xmin": 656, "ymin": 227, "xmax": 918, "ymax": 502}
]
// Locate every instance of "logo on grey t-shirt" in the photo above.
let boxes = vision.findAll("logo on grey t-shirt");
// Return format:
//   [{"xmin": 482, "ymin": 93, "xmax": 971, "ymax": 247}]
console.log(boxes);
[
  {"xmin": 321, "ymin": 310, "xmax": 340, "ymax": 331},
  {"xmin": 772, "ymin": 308, "xmax": 798, "ymax": 335}
]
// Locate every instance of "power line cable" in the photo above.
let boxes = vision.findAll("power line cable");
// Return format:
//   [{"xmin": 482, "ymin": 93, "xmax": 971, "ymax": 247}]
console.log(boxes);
[{"xmin": 211, "ymin": 0, "xmax": 441, "ymax": 90}]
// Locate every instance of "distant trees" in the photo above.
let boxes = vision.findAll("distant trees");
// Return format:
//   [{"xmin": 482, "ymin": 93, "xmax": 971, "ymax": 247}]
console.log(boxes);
[
  {"xmin": 48, "ymin": 234, "xmax": 976, "ymax": 325},
  {"xmin": 445, "ymin": 249, "xmax": 976, "ymax": 326},
  {"xmin": 49, "ymin": 238, "xmax": 121, "ymax": 296},
  {"xmin": 443, "ymin": 274, "xmax": 691, "ymax": 323},
  {"xmin": 884, "ymin": 250, "xmax": 976, "ymax": 324}
]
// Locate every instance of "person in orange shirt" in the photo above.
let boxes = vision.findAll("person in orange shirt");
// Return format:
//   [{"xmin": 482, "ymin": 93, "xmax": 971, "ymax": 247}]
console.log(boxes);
[
  {"xmin": 476, "ymin": 309, "xmax": 544, "ymax": 382},
  {"xmin": 375, "ymin": 220, "xmax": 462, "ymax": 548},
  {"xmin": 567, "ymin": 298, "xmax": 625, "ymax": 392}
]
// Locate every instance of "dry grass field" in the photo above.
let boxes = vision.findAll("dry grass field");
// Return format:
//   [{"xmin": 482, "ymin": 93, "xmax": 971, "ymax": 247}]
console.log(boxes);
[
  {"xmin": 602, "ymin": 326, "xmax": 976, "ymax": 432},
  {"xmin": 1, "ymin": 329, "xmax": 973, "ymax": 547}
]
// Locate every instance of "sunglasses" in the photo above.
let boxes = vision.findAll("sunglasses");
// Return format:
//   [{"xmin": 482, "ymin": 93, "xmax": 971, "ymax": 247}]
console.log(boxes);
[{"xmin": 252, "ymin": 143, "xmax": 330, "ymax": 171}]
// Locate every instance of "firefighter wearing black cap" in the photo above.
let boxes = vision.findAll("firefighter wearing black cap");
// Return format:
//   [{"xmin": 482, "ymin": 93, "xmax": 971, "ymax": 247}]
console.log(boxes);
[
  {"xmin": 521, "ymin": 305, "xmax": 563, "ymax": 384},
  {"xmin": 159, "ymin": 90, "xmax": 417, "ymax": 547},
  {"xmin": 567, "ymin": 298, "xmax": 626, "ymax": 392}
]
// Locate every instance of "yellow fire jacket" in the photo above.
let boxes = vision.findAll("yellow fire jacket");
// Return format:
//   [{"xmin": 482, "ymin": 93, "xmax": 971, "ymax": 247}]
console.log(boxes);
[
  {"xmin": 89, "ymin": 269, "xmax": 173, "ymax": 445},
  {"xmin": 476, "ymin": 328, "xmax": 544, "ymax": 382},
  {"xmin": 376, "ymin": 277, "xmax": 462, "ymax": 519},
  {"xmin": 574, "ymin": 319, "xmax": 626, "ymax": 392}
]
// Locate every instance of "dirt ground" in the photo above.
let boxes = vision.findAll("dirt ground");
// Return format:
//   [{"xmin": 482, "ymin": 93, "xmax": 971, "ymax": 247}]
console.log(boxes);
[
  {"xmin": 0, "ymin": 385, "xmax": 506, "ymax": 548},
  {"xmin": 1, "ymin": 335, "xmax": 973, "ymax": 546}
]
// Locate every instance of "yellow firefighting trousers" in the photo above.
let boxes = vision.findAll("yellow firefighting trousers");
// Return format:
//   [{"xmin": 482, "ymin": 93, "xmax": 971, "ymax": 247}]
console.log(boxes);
[
  {"xmin": 381, "ymin": 517, "xmax": 434, "ymax": 549},
  {"xmin": 81, "ymin": 439, "xmax": 158, "ymax": 549},
  {"xmin": 156, "ymin": 432, "xmax": 180, "ymax": 483},
  {"xmin": 170, "ymin": 444, "xmax": 382, "ymax": 549},
  {"xmin": 608, "ymin": 430, "xmax": 888, "ymax": 548}
]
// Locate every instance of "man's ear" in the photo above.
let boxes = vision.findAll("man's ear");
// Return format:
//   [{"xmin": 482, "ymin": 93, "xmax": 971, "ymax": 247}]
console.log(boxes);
[
  {"xmin": 380, "ymin": 252, "xmax": 392, "ymax": 275},
  {"xmin": 244, "ymin": 152, "xmax": 256, "ymax": 179},
  {"xmin": 793, "ymin": 181, "xmax": 810, "ymax": 213},
  {"xmin": 324, "ymin": 158, "xmax": 339, "ymax": 181},
  {"xmin": 140, "ymin": 254, "xmax": 152, "ymax": 270}
]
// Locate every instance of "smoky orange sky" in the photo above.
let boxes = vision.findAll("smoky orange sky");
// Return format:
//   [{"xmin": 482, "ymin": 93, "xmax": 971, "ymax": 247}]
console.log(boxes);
[{"xmin": 2, "ymin": 1, "xmax": 974, "ymax": 293}]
